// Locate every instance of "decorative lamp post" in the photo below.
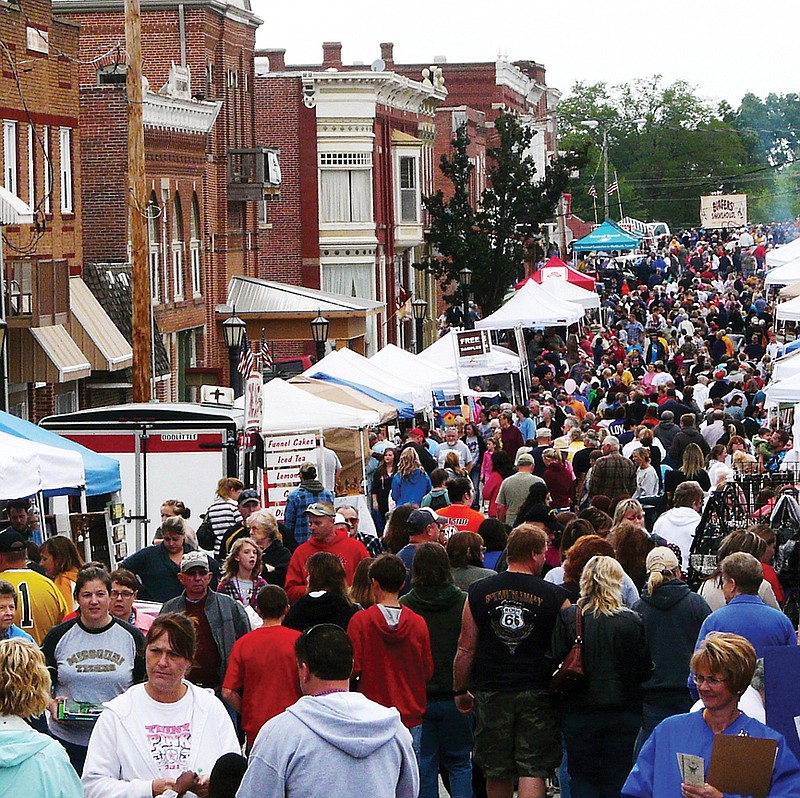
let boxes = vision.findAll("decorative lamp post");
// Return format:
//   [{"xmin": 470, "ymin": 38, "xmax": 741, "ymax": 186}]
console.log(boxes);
[
  {"xmin": 411, "ymin": 297, "xmax": 427, "ymax": 354},
  {"xmin": 221, "ymin": 309, "xmax": 247, "ymax": 396},
  {"xmin": 459, "ymin": 266, "xmax": 473, "ymax": 330},
  {"xmin": 310, "ymin": 310, "xmax": 329, "ymax": 363}
]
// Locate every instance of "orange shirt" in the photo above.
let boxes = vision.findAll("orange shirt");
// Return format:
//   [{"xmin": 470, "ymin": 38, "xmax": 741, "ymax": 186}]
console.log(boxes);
[{"xmin": 438, "ymin": 504, "xmax": 486, "ymax": 535}]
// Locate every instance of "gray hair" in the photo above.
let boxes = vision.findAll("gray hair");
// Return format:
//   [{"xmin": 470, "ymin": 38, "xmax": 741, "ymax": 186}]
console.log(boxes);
[{"xmin": 604, "ymin": 436, "xmax": 620, "ymax": 451}]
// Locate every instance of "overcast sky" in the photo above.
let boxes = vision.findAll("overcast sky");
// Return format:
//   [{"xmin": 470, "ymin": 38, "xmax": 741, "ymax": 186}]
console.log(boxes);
[{"xmin": 251, "ymin": 0, "xmax": 797, "ymax": 108}]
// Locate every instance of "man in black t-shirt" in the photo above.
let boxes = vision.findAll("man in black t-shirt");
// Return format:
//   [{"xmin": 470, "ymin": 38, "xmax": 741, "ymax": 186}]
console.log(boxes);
[{"xmin": 453, "ymin": 525, "xmax": 569, "ymax": 798}]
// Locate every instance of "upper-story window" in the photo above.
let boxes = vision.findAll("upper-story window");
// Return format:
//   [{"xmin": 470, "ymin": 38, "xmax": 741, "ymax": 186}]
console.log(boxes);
[
  {"xmin": 172, "ymin": 192, "xmax": 184, "ymax": 300},
  {"xmin": 3, "ymin": 121, "xmax": 18, "ymax": 198},
  {"xmin": 398, "ymin": 155, "xmax": 419, "ymax": 223},
  {"xmin": 319, "ymin": 152, "xmax": 372, "ymax": 223},
  {"xmin": 190, "ymin": 193, "xmax": 202, "ymax": 297},
  {"xmin": 59, "ymin": 127, "xmax": 73, "ymax": 214},
  {"xmin": 42, "ymin": 126, "xmax": 51, "ymax": 214},
  {"xmin": 147, "ymin": 192, "xmax": 161, "ymax": 304}
]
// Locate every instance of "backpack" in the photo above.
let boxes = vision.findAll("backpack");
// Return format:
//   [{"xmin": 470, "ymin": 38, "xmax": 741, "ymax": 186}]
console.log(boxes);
[{"xmin": 196, "ymin": 514, "xmax": 216, "ymax": 550}]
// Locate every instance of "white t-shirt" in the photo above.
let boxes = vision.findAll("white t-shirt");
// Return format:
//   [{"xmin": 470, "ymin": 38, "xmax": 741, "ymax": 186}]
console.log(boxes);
[{"xmin": 140, "ymin": 687, "xmax": 194, "ymax": 776}]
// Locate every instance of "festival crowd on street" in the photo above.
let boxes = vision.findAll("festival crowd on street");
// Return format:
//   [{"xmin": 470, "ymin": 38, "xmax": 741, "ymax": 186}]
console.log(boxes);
[{"xmin": 2, "ymin": 221, "xmax": 800, "ymax": 798}]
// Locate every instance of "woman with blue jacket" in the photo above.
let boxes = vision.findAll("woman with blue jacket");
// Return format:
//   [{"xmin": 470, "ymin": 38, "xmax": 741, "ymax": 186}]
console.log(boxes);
[{"xmin": 392, "ymin": 448, "xmax": 433, "ymax": 507}]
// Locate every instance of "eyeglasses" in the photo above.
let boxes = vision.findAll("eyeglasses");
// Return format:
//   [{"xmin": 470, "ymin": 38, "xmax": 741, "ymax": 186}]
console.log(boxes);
[
  {"xmin": 110, "ymin": 589, "xmax": 135, "ymax": 599},
  {"xmin": 694, "ymin": 674, "xmax": 727, "ymax": 686}
]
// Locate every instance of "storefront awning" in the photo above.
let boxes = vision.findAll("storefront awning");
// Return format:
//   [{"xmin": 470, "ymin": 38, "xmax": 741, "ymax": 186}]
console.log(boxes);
[
  {"xmin": 68, "ymin": 277, "xmax": 133, "ymax": 371},
  {"xmin": 29, "ymin": 325, "xmax": 91, "ymax": 382}
]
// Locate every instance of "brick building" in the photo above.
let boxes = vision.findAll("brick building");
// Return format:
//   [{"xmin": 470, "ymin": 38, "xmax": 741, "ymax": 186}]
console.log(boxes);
[
  {"xmin": 0, "ymin": 0, "xmax": 134, "ymax": 421},
  {"xmin": 252, "ymin": 42, "xmax": 446, "ymax": 355},
  {"xmin": 53, "ymin": 0, "xmax": 265, "ymax": 394}
]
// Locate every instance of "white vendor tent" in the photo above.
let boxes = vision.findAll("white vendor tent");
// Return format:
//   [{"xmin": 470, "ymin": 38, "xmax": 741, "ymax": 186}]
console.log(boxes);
[
  {"xmin": 772, "ymin": 350, "xmax": 800, "ymax": 382},
  {"xmin": 306, "ymin": 347, "xmax": 432, "ymax": 413},
  {"xmin": 249, "ymin": 378, "xmax": 381, "ymax": 433},
  {"xmin": 765, "ymin": 371, "xmax": 800, "ymax": 404},
  {"xmin": 764, "ymin": 257, "xmax": 800, "ymax": 287},
  {"xmin": 420, "ymin": 333, "xmax": 521, "ymax": 378},
  {"xmin": 537, "ymin": 278, "xmax": 601, "ymax": 310},
  {"xmin": 370, "ymin": 344, "xmax": 461, "ymax": 396},
  {"xmin": 776, "ymin": 295, "xmax": 800, "ymax": 322},
  {"xmin": 475, "ymin": 280, "xmax": 584, "ymax": 330},
  {"xmin": 0, "ymin": 448, "xmax": 42, "ymax": 500},
  {"xmin": 0, "ymin": 430, "xmax": 85, "ymax": 497},
  {"xmin": 779, "ymin": 281, "xmax": 800, "ymax": 299},
  {"xmin": 766, "ymin": 238, "xmax": 800, "ymax": 269}
]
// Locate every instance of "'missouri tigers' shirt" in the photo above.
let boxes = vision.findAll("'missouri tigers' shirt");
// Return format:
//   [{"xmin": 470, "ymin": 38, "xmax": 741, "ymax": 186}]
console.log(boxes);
[
  {"xmin": 2, "ymin": 566, "xmax": 69, "ymax": 644},
  {"xmin": 42, "ymin": 615, "xmax": 146, "ymax": 746}
]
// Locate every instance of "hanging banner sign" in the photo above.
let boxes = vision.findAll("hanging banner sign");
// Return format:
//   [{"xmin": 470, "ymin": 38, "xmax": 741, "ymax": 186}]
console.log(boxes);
[{"xmin": 700, "ymin": 194, "xmax": 747, "ymax": 229}]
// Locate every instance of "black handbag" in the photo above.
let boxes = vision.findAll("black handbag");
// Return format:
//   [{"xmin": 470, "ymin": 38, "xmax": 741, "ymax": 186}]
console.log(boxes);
[{"xmin": 548, "ymin": 604, "xmax": 585, "ymax": 695}]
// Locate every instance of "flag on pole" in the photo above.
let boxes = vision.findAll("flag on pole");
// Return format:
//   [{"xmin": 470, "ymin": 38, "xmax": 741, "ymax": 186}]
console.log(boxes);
[
  {"xmin": 607, "ymin": 179, "xmax": 619, "ymax": 196},
  {"xmin": 588, "ymin": 183, "xmax": 597, "ymax": 198},
  {"xmin": 260, "ymin": 327, "xmax": 273, "ymax": 373},
  {"xmin": 238, "ymin": 332, "xmax": 254, "ymax": 380}
]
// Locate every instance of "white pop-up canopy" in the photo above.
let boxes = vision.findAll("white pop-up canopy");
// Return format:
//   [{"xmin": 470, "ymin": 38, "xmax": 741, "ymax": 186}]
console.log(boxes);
[
  {"xmin": 537, "ymin": 278, "xmax": 601, "ymax": 310},
  {"xmin": 765, "ymin": 371, "xmax": 800, "ymax": 404},
  {"xmin": 765, "ymin": 256, "xmax": 800, "ymax": 287},
  {"xmin": 776, "ymin": 295, "xmax": 800, "ymax": 322},
  {"xmin": 766, "ymin": 238, "xmax": 800, "ymax": 269},
  {"xmin": 370, "ymin": 344, "xmax": 461, "ymax": 396},
  {"xmin": 0, "ymin": 430, "xmax": 85, "ymax": 497},
  {"xmin": 306, "ymin": 347, "xmax": 432, "ymax": 413},
  {"xmin": 0, "ymin": 448, "xmax": 42, "ymax": 500},
  {"xmin": 779, "ymin": 281, "xmax": 800, "ymax": 299},
  {"xmin": 420, "ymin": 333, "xmax": 521, "ymax": 378},
  {"xmin": 475, "ymin": 280, "xmax": 584, "ymax": 330},
  {"xmin": 772, "ymin": 349, "xmax": 800, "ymax": 382},
  {"xmin": 237, "ymin": 378, "xmax": 381, "ymax": 433}
]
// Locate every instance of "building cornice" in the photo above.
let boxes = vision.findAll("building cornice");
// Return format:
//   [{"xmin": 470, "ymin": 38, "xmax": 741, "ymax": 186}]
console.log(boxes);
[
  {"xmin": 494, "ymin": 59, "xmax": 548, "ymax": 108},
  {"xmin": 52, "ymin": 0, "xmax": 263, "ymax": 29},
  {"xmin": 143, "ymin": 91, "xmax": 222, "ymax": 134}
]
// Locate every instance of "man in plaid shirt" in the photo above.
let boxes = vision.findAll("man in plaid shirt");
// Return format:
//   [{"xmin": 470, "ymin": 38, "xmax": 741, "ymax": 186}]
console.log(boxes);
[{"xmin": 589, "ymin": 436, "xmax": 637, "ymax": 500}]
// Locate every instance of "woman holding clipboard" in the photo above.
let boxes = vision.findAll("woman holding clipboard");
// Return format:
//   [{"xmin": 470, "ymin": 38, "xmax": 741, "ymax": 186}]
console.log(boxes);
[{"xmin": 622, "ymin": 632, "xmax": 800, "ymax": 798}]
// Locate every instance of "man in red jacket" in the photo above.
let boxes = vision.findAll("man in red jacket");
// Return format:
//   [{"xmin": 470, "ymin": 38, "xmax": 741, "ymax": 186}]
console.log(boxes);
[
  {"xmin": 283, "ymin": 502, "xmax": 370, "ymax": 603},
  {"xmin": 348, "ymin": 554, "xmax": 433, "ymax": 754}
]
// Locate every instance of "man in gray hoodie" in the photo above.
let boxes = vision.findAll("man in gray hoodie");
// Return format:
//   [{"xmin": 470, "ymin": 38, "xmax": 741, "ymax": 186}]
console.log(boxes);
[{"xmin": 238, "ymin": 624, "xmax": 419, "ymax": 798}]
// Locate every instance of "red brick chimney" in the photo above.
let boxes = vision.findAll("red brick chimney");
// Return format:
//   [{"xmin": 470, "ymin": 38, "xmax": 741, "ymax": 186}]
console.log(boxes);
[
  {"xmin": 258, "ymin": 49, "xmax": 285, "ymax": 72},
  {"xmin": 322, "ymin": 42, "xmax": 342, "ymax": 69},
  {"xmin": 380, "ymin": 42, "xmax": 394, "ymax": 68}
]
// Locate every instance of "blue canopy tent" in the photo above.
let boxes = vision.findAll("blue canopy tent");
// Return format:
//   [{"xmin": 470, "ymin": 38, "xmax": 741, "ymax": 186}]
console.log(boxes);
[
  {"xmin": 572, "ymin": 220, "xmax": 642, "ymax": 252},
  {"xmin": 307, "ymin": 373, "xmax": 415, "ymax": 419},
  {"xmin": 0, "ymin": 411, "xmax": 121, "ymax": 496}
]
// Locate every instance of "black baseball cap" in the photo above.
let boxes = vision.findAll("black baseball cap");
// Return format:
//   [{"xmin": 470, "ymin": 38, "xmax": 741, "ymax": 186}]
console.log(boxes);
[{"xmin": 0, "ymin": 528, "xmax": 26, "ymax": 553}]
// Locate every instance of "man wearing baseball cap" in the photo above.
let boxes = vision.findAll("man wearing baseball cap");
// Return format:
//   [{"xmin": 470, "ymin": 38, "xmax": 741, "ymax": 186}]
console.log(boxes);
[
  {"xmin": 161, "ymin": 551, "xmax": 250, "ymax": 691},
  {"xmin": 396, "ymin": 507, "xmax": 446, "ymax": 594},
  {"xmin": 398, "ymin": 428, "xmax": 437, "ymax": 475},
  {"xmin": 495, "ymin": 453, "xmax": 545, "ymax": 528},
  {"xmin": 283, "ymin": 502, "xmax": 370, "ymax": 604}
]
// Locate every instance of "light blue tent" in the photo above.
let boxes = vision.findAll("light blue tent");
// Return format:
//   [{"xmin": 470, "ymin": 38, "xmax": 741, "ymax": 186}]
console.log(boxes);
[
  {"xmin": 572, "ymin": 220, "xmax": 642, "ymax": 252},
  {"xmin": 0, "ymin": 411, "xmax": 121, "ymax": 496},
  {"xmin": 308, "ymin": 372, "xmax": 415, "ymax": 419}
]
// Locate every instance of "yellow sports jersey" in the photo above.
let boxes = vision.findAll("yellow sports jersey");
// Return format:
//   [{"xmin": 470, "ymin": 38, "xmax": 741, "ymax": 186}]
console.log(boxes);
[{"xmin": 1, "ymin": 568, "xmax": 69, "ymax": 644}]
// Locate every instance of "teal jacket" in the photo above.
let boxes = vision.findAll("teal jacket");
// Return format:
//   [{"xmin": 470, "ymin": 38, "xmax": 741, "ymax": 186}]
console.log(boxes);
[{"xmin": 0, "ymin": 717, "xmax": 83, "ymax": 797}]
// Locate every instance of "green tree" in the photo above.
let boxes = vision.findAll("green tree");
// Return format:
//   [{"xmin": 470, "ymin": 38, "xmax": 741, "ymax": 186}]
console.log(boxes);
[{"xmin": 418, "ymin": 114, "xmax": 583, "ymax": 316}]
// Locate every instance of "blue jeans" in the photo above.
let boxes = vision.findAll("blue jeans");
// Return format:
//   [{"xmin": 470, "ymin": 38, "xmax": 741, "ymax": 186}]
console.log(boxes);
[
  {"xmin": 634, "ymin": 690, "xmax": 692, "ymax": 757},
  {"xmin": 419, "ymin": 700, "xmax": 473, "ymax": 798}
]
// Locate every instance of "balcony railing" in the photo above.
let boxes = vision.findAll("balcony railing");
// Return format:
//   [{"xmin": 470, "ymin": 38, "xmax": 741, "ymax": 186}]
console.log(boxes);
[
  {"xmin": 228, "ymin": 148, "xmax": 282, "ymax": 203},
  {"xmin": 3, "ymin": 258, "xmax": 69, "ymax": 326}
]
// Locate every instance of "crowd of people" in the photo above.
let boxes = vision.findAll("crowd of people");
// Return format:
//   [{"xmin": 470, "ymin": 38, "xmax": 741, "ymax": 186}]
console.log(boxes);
[{"xmin": 1, "ymin": 222, "xmax": 800, "ymax": 797}]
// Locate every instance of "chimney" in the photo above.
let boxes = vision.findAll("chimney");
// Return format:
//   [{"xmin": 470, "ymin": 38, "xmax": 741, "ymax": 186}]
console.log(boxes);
[
  {"xmin": 380, "ymin": 42, "xmax": 394, "ymax": 68},
  {"xmin": 322, "ymin": 42, "xmax": 342, "ymax": 69},
  {"xmin": 256, "ymin": 48, "xmax": 285, "ymax": 72}
]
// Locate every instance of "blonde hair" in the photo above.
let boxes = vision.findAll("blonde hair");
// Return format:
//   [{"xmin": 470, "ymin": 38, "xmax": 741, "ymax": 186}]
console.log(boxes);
[
  {"xmin": 612, "ymin": 498, "xmax": 644, "ymax": 527},
  {"xmin": 579, "ymin": 555, "xmax": 624, "ymax": 616},
  {"xmin": 681, "ymin": 443, "xmax": 705, "ymax": 478},
  {"xmin": 691, "ymin": 632, "xmax": 756, "ymax": 697},
  {"xmin": 224, "ymin": 537, "xmax": 263, "ymax": 579},
  {"xmin": 0, "ymin": 640, "xmax": 52, "ymax": 718},
  {"xmin": 397, "ymin": 447, "xmax": 422, "ymax": 479}
]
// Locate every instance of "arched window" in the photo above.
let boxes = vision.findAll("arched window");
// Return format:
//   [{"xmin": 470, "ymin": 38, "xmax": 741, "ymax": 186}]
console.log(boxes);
[
  {"xmin": 172, "ymin": 192, "xmax": 184, "ymax": 299},
  {"xmin": 190, "ymin": 193, "xmax": 202, "ymax": 296},
  {"xmin": 147, "ymin": 191, "xmax": 161, "ymax": 304}
]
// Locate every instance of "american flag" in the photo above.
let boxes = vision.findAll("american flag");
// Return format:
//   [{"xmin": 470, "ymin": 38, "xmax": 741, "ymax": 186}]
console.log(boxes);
[
  {"xmin": 260, "ymin": 327, "xmax": 273, "ymax": 373},
  {"xmin": 238, "ymin": 332, "xmax": 254, "ymax": 380},
  {"xmin": 607, "ymin": 180, "xmax": 619, "ymax": 196},
  {"xmin": 588, "ymin": 183, "xmax": 597, "ymax": 198}
]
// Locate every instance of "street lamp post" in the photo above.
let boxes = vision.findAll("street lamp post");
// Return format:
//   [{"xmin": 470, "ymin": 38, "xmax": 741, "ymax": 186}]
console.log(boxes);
[
  {"xmin": 221, "ymin": 310, "xmax": 247, "ymax": 397},
  {"xmin": 459, "ymin": 266, "xmax": 473, "ymax": 330},
  {"xmin": 411, "ymin": 297, "xmax": 427, "ymax": 353},
  {"xmin": 310, "ymin": 310, "xmax": 329, "ymax": 363}
]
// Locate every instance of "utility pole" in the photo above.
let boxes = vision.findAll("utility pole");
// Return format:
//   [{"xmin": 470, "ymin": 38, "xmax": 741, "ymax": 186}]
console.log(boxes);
[
  {"xmin": 602, "ymin": 126, "xmax": 609, "ymax": 222},
  {"xmin": 125, "ymin": 0, "xmax": 152, "ymax": 401}
]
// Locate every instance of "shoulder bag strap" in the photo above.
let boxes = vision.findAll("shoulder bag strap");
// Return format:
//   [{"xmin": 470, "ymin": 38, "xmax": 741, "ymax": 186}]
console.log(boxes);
[{"xmin": 575, "ymin": 604, "xmax": 583, "ymax": 644}]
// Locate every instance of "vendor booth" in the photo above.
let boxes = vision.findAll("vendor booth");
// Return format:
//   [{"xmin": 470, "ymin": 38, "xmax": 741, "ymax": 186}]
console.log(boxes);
[
  {"xmin": 571, "ymin": 220, "xmax": 642, "ymax": 252},
  {"xmin": 766, "ymin": 238, "xmax": 800, "ymax": 269},
  {"xmin": 536, "ymin": 277, "xmax": 601, "ymax": 310},
  {"xmin": 765, "ymin": 257, "xmax": 800, "ymax": 288},
  {"xmin": 776, "ymin": 295, "xmax": 800, "ymax": 322},
  {"xmin": 475, "ymin": 280, "xmax": 584, "ymax": 330},
  {"xmin": 527, "ymin": 256, "xmax": 596, "ymax": 291},
  {"xmin": 370, "ymin": 343, "xmax": 461, "ymax": 397}
]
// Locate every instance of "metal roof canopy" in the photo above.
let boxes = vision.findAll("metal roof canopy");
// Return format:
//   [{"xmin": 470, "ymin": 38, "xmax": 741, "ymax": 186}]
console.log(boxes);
[{"xmin": 222, "ymin": 276, "xmax": 384, "ymax": 317}]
